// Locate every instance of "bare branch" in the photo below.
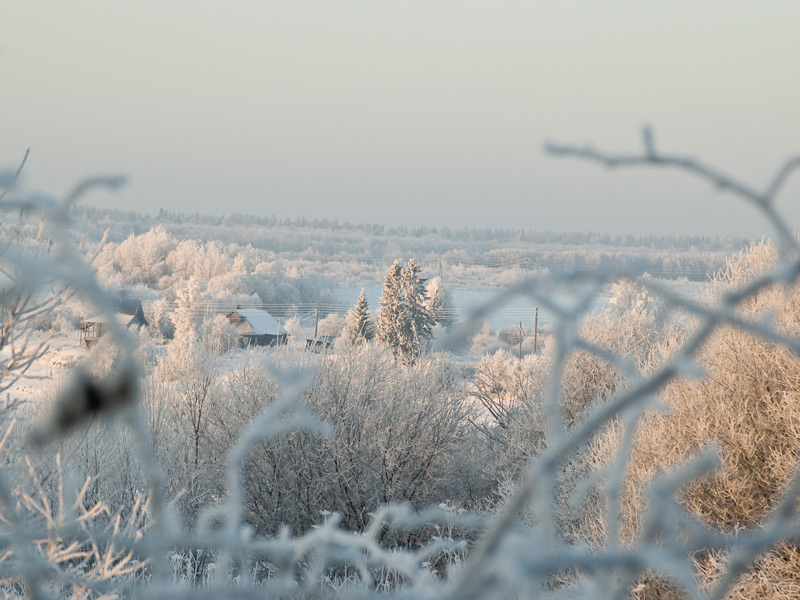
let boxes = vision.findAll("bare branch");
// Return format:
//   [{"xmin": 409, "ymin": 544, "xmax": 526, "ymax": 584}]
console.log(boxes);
[
  {"xmin": 545, "ymin": 126, "xmax": 799, "ymax": 252},
  {"xmin": 0, "ymin": 148, "xmax": 29, "ymax": 203}
]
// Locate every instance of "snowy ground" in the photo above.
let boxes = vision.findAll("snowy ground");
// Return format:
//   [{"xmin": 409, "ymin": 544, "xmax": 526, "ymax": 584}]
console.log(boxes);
[
  {"xmin": 0, "ymin": 332, "xmax": 87, "ymax": 406},
  {"xmin": 337, "ymin": 277, "xmax": 710, "ymax": 330}
]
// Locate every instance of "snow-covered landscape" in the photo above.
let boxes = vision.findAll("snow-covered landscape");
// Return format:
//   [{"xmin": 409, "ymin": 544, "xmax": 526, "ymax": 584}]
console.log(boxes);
[
  {"xmin": 4, "ymin": 2, "xmax": 800, "ymax": 598},
  {"xmin": 4, "ymin": 180, "xmax": 800, "ymax": 599}
]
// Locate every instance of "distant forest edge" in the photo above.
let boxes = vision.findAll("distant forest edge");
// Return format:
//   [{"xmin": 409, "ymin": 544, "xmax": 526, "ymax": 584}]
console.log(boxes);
[
  {"xmin": 74, "ymin": 204, "xmax": 750, "ymax": 250},
  {"xmin": 61, "ymin": 204, "xmax": 753, "ymax": 283}
]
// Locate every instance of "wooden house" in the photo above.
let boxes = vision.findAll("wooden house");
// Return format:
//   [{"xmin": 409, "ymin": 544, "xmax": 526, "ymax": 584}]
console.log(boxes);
[
  {"xmin": 80, "ymin": 298, "xmax": 149, "ymax": 347},
  {"xmin": 226, "ymin": 308, "xmax": 288, "ymax": 347}
]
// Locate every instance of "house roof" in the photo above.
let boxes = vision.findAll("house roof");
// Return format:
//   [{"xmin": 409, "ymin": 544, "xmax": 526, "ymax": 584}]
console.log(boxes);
[
  {"xmin": 230, "ymin": 308, "xmax": 287, "ymax": 336},
  {"xmin": 118, "ymin": 298, "xmax": 144, "ymax": 316},
  {"xmin": 83, "ymin": 297, "xmax": 148, "ymax": 328},
  {"xmin": 84, "ymin": 313, "xmax": 141, "ymax": 327}
]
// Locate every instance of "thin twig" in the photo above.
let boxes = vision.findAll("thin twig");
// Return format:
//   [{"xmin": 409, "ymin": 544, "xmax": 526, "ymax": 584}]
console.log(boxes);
[
  {"xmin": 545, "ymin": 127, "xmax": 800, "ymax": 252},
  {"xmin": 0, "ymin": 148, "xmax": 30, "ymax": 203}
]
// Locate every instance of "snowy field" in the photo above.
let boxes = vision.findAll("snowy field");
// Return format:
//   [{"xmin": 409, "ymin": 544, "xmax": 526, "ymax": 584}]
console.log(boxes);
[{"xmin": 337, "ymin": 278, "xmax": 709, "ymax": 330}]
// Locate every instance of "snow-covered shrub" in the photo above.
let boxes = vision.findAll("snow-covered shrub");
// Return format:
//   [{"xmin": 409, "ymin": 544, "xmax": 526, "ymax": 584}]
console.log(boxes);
[
  {"xmin": 147, "ymin": 296, "xmax": 175, "ymax": 340},
  {"xmin": 282, "ymin": 315, "xmax": 311, "ymax": 344},
  {"xmin": 425, "ymin": 276, "xmax": 457, "ymax": 327},
  {"xmin": 559, "ymin": 275, "xmax": 679, "ymax": 427},
  {"xmin": 583, "ymin": 240, "xmax": 800, "ymax": 597},
  {"xmin": 315, "ymin": 312, "xmax": 345, "ymax": 337},
  {"xmin": 222, "ymin": 344, "xmax": 476, "ymax": 537},
  {"xmin": 469, "ymin": 322, "xmax": 509, "ymax": 356},
  {"xmin": 202, "ymin": 313, "xmax": 238, "ymax": 355}
]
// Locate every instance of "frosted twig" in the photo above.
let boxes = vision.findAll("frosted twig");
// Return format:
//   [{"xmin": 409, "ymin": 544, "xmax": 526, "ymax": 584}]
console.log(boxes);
[{"xmin": 545, "ymin": 126, "xmax": 800, "ymax": 252}]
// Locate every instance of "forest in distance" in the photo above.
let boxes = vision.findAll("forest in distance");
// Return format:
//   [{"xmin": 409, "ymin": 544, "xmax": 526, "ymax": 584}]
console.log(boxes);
[
  {"xmin": 69, "ymin": 203, "xmax": 748, "ymax": 287},
  {"xmin": 3, "ymin": 167, "xmax": 800, "ymax": 599}
]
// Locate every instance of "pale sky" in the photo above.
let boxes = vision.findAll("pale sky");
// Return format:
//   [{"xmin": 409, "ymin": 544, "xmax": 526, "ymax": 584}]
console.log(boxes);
[{"xmin": 2, "ymin": 1, "xmax": 800, "ymax": 237}]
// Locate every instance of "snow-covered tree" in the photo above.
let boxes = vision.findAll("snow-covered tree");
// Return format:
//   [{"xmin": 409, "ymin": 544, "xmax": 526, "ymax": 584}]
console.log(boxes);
[
  {"xmin": 316, "ymin": 312, "xmax": 346, "ymax": 338},
  {"xmin": 398, "ymin": 258, "xmax": 434, "ymax": 362},
  {"xmin": 148, "ymin": 296, "xmax": 175, "ymax": 340},
  {"xmin": 202, "ymin": 313, "xmax": 238, "ymax": 354},
  {"xmin": 282, "ymin": 315, "xmax": 311, "ymax": 346},
  {"xmin": 470, "ymin": 322, "xmax": 507, "ymax": 356},
  {"xmin": 377, "ymin": 260, "xmax": 404, "ymax": 359},
  {"xmin": 170, "ymin": 278, "xmax": 204, "ymax": 344},
  {"xmin": 424, "ymin": 275, "xmax": 456, "ymax": 327},
  {"xmin": 342, "ymin": 288, "xmax": 375, "ymax": 345},
  {"xmin": 378, "ymin": 259, "xmax": 435, "ymax": 362},
  {"xmin": 94, "ymin": 225, "xmax": 176, "ymax": 287}
]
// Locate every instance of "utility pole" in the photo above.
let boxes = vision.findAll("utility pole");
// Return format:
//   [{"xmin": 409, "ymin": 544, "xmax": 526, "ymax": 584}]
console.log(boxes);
[
  {"xmin": 534, "ymin": 307, "xmax": 539, "ymax": 354},
  {"xmin": 518, "ymin": 321, "xmax": 524, "ymax": 359},
  {"xmin": 314, "ymin": 302, "xmax": 320, "ymax": 339}
]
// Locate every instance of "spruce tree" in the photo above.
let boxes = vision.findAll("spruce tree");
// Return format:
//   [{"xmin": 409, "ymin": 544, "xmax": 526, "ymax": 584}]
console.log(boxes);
[
  {"xmin": 344, "ymin": 288, "xmax": 375, "ymax": 344},
  {"xmin": 377, "ymin": 260, "xmax": 404, "ymax": 359},
  {"xmin": 378, "ymin": 258, "xmax": 434, "ymax": 362},
  {"xmin": 399, "ymin": 258, "xmax": 434, "ymax": 362}
]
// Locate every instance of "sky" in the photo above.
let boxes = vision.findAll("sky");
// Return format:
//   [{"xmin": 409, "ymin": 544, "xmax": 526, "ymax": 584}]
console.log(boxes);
[{"xmin": 2, "ymin": 1, "xmax": 800, "ymax": 238}]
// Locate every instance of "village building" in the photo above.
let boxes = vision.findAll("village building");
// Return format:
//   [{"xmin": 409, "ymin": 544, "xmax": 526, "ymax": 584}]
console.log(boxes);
[
  {"xmin": 80, "ymin": 298, "xmax": 149, "ymax": 347},
  {"xmin": 225, "ymin": 308, "xmax": 288, "ymax": 347}
]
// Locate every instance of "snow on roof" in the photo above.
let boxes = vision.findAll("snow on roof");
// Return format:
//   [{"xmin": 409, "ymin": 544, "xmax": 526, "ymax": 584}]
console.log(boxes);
[
  {"xmin": 85, "ymin": 313, "xmax": 139, "ymax": 327},
  {"xmin": 233, "ymin": 308, "xmax": 287, "ymax": 336}
]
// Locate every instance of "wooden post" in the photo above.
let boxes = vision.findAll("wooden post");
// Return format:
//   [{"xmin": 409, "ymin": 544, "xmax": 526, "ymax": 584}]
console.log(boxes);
[{"xmin": 534, "ymin": 307, "xmax": 539, "ymax": 354}]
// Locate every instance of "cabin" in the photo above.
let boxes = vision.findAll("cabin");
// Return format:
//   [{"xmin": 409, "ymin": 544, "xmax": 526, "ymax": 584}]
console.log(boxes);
[
  {"xmin": 226, "ymin": 308, "xmax": 288, "ymax": 347},
  {"xmin": 80, "ymin": 298, "xmax": 149, "ymax": 347}
]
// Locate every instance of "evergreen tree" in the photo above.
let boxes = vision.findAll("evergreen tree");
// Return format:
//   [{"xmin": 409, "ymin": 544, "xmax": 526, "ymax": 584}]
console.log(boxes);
[
  {"xmin": 377, "ymin": 260, "xmax": 404, "ymax": 359},
  {"xmin": 343, "ymin": 288, "xmax": 375, "ymax": 344},
  {"xmin": 398, "ymin": 258, "xmax": 434, "ymax": 361},
  {"xmin": 378, "ymin": 258, "xmax": 435, "ymax": 362},
  {"xmin": 424, "ymin": 276, "xmax": 456, "ymax": 327}
]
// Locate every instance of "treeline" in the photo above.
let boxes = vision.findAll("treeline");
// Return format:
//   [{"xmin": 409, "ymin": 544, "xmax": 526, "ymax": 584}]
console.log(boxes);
[
  {"xmin": 61, "ymin": 207, "xmax": 748, "ymax": 285},
  {"xmin": 72, "ymin": 205, "xmax": 748, "ymax": 252}
]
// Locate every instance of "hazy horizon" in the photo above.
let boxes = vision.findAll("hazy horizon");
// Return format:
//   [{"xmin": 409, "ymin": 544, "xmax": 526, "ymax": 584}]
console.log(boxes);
[
  {"xmin": 3, "ymin": 2, "xmax": 799, "ymax": 238},
  {"xmin": 72, "ymin": 200, "xmax": 757, "ymax": 244}
]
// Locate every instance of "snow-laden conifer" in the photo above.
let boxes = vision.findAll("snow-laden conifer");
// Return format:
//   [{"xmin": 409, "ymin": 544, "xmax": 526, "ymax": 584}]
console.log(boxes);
[
  {"xmin": 377, "ymin": 260, "xmax": 404, "ymax": 358},
  {"xmin": 378, "ymin": 259, "xmax": 435, "ymax": 362},
  {"xmin": 398, "ymin": 258, "xmax": 434, "ymax": 362},
  {"xmin": 343, "ymin": 288, "xmax": 375, "ymax": 344}
]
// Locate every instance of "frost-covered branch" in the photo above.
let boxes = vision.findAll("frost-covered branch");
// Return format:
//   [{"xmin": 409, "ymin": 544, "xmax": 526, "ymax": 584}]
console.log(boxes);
[{"xmin": 545, "ymin": 126, "xmax": 800, "ymax": 252}]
